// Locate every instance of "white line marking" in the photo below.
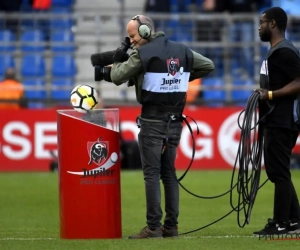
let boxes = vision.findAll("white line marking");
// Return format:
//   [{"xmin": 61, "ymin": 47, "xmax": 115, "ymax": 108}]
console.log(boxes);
[
  {"xmin": 0, "ymin": 238, "xmax": 56, "ymax": 241},
  {"xmin": 182, "ymin": 235, "xmax": 258, "ymax": 239},
  {"xmin": 0, "ymin": 235, "xmax": 258, "ymax": 240}
]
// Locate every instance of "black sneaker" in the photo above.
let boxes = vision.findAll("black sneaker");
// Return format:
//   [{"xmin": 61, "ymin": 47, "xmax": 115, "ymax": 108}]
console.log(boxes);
[
  {"xmin": 253, "ymin": 218, "xmax": 288, "ymax": 235},
  {"xmin": 162, "ymin": 226, "xmax": 178, "ymax": 238},
  {"xmin": 288, "ymin": 218, "xmax": 300, "ymax": 233}
]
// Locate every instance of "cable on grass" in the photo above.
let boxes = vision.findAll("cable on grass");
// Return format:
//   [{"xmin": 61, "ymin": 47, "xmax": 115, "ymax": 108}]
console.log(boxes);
[{"xmin": 177, "ymin": 91, "xmax": 269, "ymax": 235}]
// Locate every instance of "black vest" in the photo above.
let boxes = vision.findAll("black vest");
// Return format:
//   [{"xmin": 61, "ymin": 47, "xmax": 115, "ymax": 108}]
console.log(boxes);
[
  {"xmin": 137, "ymin": 36, "xmax": 193, "ymax": 117},
  {"xmin": 259, "ymin": 40, "xmax": 300, "ymax": 124},
  {"xmin": 260, "ymin": 39, "xmax": 300, "ymax": 89}
]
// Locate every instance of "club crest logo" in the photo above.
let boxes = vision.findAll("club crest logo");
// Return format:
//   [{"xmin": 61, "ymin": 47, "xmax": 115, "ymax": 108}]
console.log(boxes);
[
  {"xmin": 87, "ymin": 138, "xmax": 108, "ymax": 166},
  {"xmin": 167, "ymin": 58, "xmax": 180, "ymax": 76}
]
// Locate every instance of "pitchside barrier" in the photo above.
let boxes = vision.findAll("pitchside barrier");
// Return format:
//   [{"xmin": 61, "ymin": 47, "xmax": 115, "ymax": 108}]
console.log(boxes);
[
  {"xmin": 57, "ymin": 109, "xmax": 122, "ymax": 239},
  {"xmin": 1, "ymin": 106, "xmax": 300, "ymax": 172}
]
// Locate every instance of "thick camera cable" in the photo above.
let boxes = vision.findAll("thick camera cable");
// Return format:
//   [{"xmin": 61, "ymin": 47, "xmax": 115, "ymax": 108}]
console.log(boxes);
[
  {"xmin": 176, "ymin": 92, "xmax": 268, "ymax": 235},
  {"xmin": 229, "ymin": 91, "xmax": 264, "ymax": 227}
]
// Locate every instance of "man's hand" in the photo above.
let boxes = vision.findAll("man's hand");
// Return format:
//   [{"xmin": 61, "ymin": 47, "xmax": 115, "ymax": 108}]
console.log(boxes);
[
  {"xmin": 254, "ymin": 88, "xmax": 269, "ymax": 100},
  {"xmin": 112, "ymin": 37, "xmax": 131, "ymax": 63}
]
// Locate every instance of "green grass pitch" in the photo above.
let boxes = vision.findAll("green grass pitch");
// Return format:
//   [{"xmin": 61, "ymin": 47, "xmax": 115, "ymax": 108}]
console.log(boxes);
[{"xmin": 1, "ymin": 170, "xmax": 300, "ymax": 250}]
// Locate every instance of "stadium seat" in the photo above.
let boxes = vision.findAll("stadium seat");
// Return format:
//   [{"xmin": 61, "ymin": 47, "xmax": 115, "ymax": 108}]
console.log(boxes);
[
  {"xmin": 202, "ymin": 77, "xmax": 226, "ymax": 106},
  {"xmin": 51, "ymin": 78, "xmax": 74, "ymax": 99},
  {"xmin": 0, "ymin": 30, "xmax": 15, "ymax": 52},
  {"xmin": 260, "ymin": 45, "xmax": 269, "ymax": 62},
  {"xmin": 196, "ymin": 48, "xmax": 224, "ymax": 77},
  {"xmin": 52, "ymin": 0, "xmax": 74, "ymax": 7},
  {"xmin": 21, "ymin": 30, "xmax": 45, "ymax": 52},
  {"xmin": 21, "ymin": 54, "xmax": 46, "ymax": 77},
  {"xmin": 27, "ymin": 102, "xmax": 46, "ymax": 109},
  {"xmin": 20, "ymin": 0, "xmax": 33, "ymax": 12},
  {"xmin": 51, "ymin": 30, "xmax": 75, "ymax": 52},
  {"xmin": 168, "ymin": 19, "xmax": 193, "ymax": 42},
  {"xmin": 231, "ymin": 59, "xmax": 242, "ymax": 78},
  {"xmin": 52, "ymin": 55, "xmax": 76, "ymax": 77},
  {"xmin": 170, "ymin": 0, "xmax": 194, "ymax": 13},
  {"xmin": 231, "ymin": 78, "xmax": 254, "ymax": 106},
  {"xmin": 23, "ymin": 79, "xmax": 47, "ymax": 99},
  {"xmin": 0, "ymin": 54, "xmax": 15, "ymax": 76},
  {"xmin": 50, "ymin": 7, "xmax": 74, "ymax": 30}
]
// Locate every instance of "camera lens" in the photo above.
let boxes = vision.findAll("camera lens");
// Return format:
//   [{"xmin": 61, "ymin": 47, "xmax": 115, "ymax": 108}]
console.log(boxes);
[
  {"xmin": 94, "ymin": 66, "xmax": 104, "ymax": 81},
  {"xmin": 94, "ymin": 66, "xmax": 111, "ymax": 82}
]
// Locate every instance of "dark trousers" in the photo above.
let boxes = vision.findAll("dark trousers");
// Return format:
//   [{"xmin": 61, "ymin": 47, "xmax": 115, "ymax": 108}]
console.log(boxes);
[
  {"xmin": 138, "ymin": 120, "xmax": 183, "ymax": 229},
  {"xmin": 263, "ymin": 127, "xmax": 300, "ymax": 223}
]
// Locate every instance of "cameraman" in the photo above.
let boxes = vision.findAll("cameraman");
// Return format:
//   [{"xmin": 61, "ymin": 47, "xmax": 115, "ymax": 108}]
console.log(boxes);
[{"xmin": 103, "ymin": 15, "xmax": 214, "ymax": 239}]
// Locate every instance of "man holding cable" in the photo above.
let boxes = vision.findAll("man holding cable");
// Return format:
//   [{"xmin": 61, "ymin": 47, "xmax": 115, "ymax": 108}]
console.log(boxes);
[{"xmin": 254, "ymin": 7, "xmax": 300, "ymax": 235}]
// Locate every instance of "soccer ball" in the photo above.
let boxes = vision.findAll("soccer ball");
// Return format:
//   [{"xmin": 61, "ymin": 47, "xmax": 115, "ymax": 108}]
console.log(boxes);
[{"xmin": 70, "ymin": 85, "xmax": 99, "ymax": 113}]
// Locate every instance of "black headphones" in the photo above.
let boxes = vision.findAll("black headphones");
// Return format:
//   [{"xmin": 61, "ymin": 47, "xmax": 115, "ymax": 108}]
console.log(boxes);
[{"xmin": 131, "ymin": 15, "xmax": 151, "ymax": 39}]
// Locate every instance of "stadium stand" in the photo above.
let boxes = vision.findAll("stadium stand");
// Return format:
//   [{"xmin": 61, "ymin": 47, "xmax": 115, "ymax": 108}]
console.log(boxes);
[
  {"xmin": 51, "ymin": 30, "xmax": 75, "ymax": 52},
  {"xmin": 0, "ymin": 30, "xmax": 15, "ymax": 51},
  {"xmin": 202, "ymin": 77, "xmax": 226, "ymax": 106},
  {"xmin": 21, "ymin": 30, "xmax": 45, "ymax": 52},
  {"xmin": 0, "ymin": 0, "xmax": 299, "ymax": 108},
  {"xmin": 231, "ymin": 78, "xmax": 254, "ymax": 106},
  {"xmin": 21, "ymin": 54, "xmax": 46, "ymax": 77},
  {"xmin": 50, "ymin": 7, "xmax": 74, "ymax": 31},
  {"xmin": 52, "ymin": 55, "xmax": 76, "ymax": 77},
  {"xmin": 52, "ymin": 0, "xmax": 74, "ymax": 7},
  {"xmin": 51, "ymin": 78, "xmax": 74, "ymax": 100},
  {"xmin": 23, "ymin": 79, "xmax": 47, "ymax": 99},
  {"xmin": 23, "ymin": 78, "xmax": 47, "ymax": 109},
  {"xmin": 0, "ymin": 54, "xmax": 15, "ymax": 76}
]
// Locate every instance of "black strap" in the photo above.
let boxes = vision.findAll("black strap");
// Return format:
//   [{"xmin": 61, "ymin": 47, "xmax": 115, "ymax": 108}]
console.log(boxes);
[
  {"xmin": 161, "ymin": 118, "xmax": 172, "ymax": 155},
  {"xmin": 177, "ymin": 115, "xmax": 199, "ymax": 182},
  {"xmin": 161, "ymin": 114, "xmax": 199, "ymax": 182}
]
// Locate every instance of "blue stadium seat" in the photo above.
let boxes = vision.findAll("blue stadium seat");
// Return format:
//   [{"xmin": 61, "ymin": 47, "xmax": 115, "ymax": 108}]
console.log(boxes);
[
  {"xmin": 52, "ymin": 55, "xmax": 76, "ymax": 77},
  {"xmin": 21, "ymin": 30, "xmax": 45, "ymax": 52},
  {"xmin": 51, "ymin": 30, "xmax": 75, "ymax": 52},
  {"xmin": 52, "ymin": 0, "xmax": 74, "ymax": 7},
  {"xmin": 0, "ymin": 54, "xmax": 15, "ymax": 76},
  {"xmin": 23, "ymin": 79, "xmax": 47, "ymax": 99},
  {"xmin": 28, "ymin": 102, "xmax": 46, "ymax": 109},
  {"xmin": 20, "ymin": 0, "xmax": 33, "ymax": 12},
  {"xmin": 196, "ymin": 48, "xmax": 223, "ymax": 77},
  {"xmin": 170, "ymin": 0, "xmax": 194, "ymax": 13},
  {"xmin": 0, "ymin": 30, "xmax": 15, "ymax": 52},
  {"xmin": 51, "ymin": 78, "xmax": 74, "ymax": 99},
  {"xmin": 168, "ymin": 19, "xmax": 193, "ymax": 42},
  {"xmin": 21, "ymin": 54, "xmax": 46, "ymax": 77},
  {"xmin": 50, "ymin": 7, "xmax": 74, "ymax": 30},
  {"xmin": 260, "ymin": 45, "xmax": 269, "ymax": 60},
  {"xmin": 231, "ymin": 59, "xmax": 242, "ymax": 78},
  {"xmin": 231, "ymin": 78, "xmax": 254, "ymax": 106},
  {"xmin": 202, "ymin": 77, "xmax": 226, "ymax": 106}
]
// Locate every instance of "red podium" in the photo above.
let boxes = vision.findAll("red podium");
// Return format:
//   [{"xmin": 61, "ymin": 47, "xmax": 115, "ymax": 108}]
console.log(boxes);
[{"xmin": 57, "ymin": 109, "xmax": 122, "ymax": 239}]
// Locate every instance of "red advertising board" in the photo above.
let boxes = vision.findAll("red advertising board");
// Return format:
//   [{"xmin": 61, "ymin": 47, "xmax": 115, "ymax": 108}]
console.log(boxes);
[
  {"xmin": 0, "ymin": 109, "xmax": 57, "ymax": 171},
  {"xmin": 1, "ymin": 106, "xmax": 300, "ymax": 172}
]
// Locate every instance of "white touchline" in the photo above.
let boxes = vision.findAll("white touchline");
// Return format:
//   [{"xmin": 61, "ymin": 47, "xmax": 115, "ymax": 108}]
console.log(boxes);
[
  {"xmin": 67, "ymin": 152, "xmax": 118, "ymax": 175},
  {"xmin": 0, "ymin": 235, "xmax": 258, "ymax": 240},
  {"xmin": 0, "ymin": 238, "xmax": 56, "ymax": 241}
]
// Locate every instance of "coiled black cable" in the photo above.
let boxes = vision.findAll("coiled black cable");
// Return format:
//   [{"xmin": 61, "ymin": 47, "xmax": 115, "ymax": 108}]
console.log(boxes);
[
  {"xmin": 229, "ymin": 91, "xmax": 266, "ymax": 228},
  {"xmin": 179, "ymin": 91, "xmax": 269, "ymax": 235}
]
